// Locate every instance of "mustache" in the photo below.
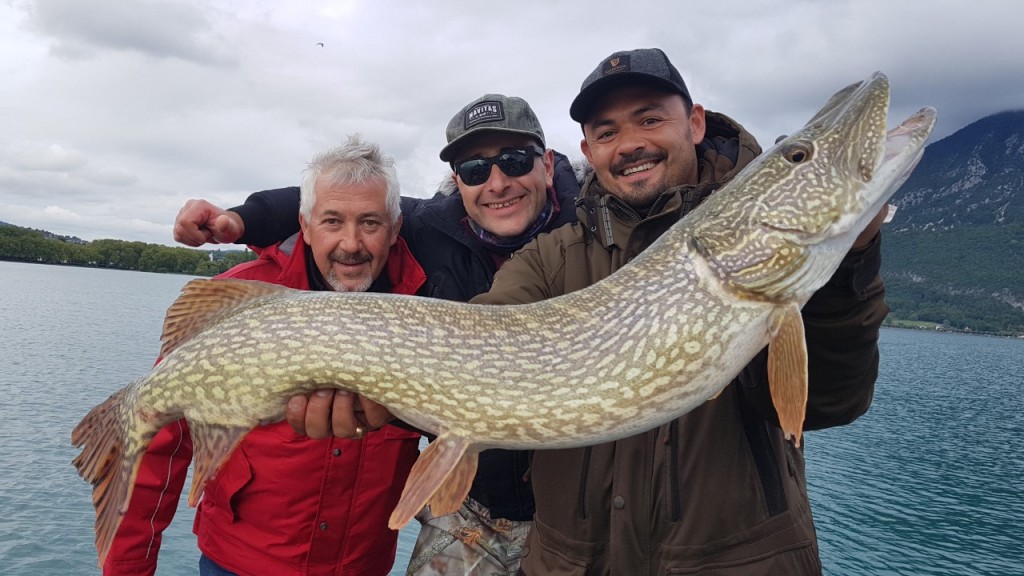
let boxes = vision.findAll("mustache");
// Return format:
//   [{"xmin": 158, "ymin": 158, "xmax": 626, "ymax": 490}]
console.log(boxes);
[
  {"xmin": 329, "ymin": 251, "xmax": 372, "ymax": 265},
  {"xmin": 610, "ymin": 151, "xmax": 664, "ymax": 174}
]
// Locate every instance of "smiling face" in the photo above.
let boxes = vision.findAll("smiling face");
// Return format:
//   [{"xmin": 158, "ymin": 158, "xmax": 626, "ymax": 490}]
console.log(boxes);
[
  {"xmin": 451, "ymin": 132, "xmax": 554, "ymax": 239},
  {"xmin": 580, "ymin": 85, "xmax": 706, "ymax": 208},
  {"xmin": 299, "ymin": 176, "xmax": 401, "ymax": 292}
]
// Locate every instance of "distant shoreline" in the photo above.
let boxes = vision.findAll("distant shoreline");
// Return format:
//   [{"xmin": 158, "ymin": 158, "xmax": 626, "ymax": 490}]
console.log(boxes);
[
  {"xmin": 0, "ymin": 256, "xmax": 211, "ymax": 277},
  {"xmin": 882, "ymin": 322, "xmax": 1024, "ymax": 340}
]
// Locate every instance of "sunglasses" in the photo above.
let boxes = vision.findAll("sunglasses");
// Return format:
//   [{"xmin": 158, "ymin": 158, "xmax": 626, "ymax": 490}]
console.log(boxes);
[{"xmin": 452, "ymin": 146, "xmax": 544, "ymax": 186}]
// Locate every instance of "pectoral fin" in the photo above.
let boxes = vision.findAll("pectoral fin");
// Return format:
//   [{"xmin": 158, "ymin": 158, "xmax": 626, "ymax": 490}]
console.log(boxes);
[
  {"xmin": 187, "ymin": 421, "xmax": 252, "ymax": 506},
  {"xmin": 388, "ymin": 432, "xmax": 476, "ymax": 529},
  {"xmin": 767, "ymin": 304, "xmax": 808, "ymax": 447}
]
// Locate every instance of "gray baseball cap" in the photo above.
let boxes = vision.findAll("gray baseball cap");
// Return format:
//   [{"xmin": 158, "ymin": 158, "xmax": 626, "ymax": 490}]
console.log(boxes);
[
  {"xmin": 439, "ymin": 94, "xmax": 546, "ymax": 162},
  {"xmin": 569, "ymin": 48, "xmax": 691, "ymax": 123}
]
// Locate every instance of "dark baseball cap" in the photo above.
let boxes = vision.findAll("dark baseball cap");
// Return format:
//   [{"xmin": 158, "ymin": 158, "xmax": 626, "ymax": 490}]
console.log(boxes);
[
  {"xmin": 569, "ymin": 48, "xmax": 692, "ymax": 123},
  {"xmin": 439, "ymin": 94, "xmax": 546, "ymax": 162}
]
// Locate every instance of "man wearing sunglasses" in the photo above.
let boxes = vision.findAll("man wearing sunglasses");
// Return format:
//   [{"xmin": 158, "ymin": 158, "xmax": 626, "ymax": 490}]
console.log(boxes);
[{"xmin": 171, "ymin": 94, "xmax": 581, "ymax": 575}]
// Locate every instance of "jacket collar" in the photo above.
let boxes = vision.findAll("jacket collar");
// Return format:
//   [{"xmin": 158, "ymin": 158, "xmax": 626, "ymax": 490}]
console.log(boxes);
[{"xmin": 255, "ymin": 231, "xmax": 427, "ymax": 296}]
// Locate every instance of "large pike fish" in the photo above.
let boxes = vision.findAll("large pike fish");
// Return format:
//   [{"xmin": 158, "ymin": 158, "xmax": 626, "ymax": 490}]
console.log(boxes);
[{"xmin": 73, "ymin": 72, "xmax": 936, "ymax": 566}]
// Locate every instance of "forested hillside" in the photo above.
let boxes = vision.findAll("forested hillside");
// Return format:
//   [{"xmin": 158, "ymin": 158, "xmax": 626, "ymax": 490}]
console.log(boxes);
[{"xmin": 883, "ymin": 110, "xmax": 1024, "ymax": 336}]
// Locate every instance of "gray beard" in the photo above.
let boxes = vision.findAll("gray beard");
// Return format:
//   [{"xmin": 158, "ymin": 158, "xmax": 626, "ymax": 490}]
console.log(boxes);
[{"xmin": 326, "ymin": 270, "xmax": 373, "ymax": 293}]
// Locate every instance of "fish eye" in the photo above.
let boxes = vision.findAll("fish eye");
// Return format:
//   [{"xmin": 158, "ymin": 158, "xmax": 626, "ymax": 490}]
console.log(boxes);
[{"xmin": 783, "ymin": 142, "xmax": 813, "ymax": 164}]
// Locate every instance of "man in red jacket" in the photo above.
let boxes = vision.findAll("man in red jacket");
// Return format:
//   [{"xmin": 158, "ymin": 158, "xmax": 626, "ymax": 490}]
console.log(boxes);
[{"xmin": 104, "ymin": 134, "xmax": 426, "ymax": 576}]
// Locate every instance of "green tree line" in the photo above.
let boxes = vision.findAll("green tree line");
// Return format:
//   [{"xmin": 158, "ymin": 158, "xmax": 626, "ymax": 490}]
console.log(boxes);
[{"xmin": 0, "ymin": 224, "xmax": 255, "ymax": 276}]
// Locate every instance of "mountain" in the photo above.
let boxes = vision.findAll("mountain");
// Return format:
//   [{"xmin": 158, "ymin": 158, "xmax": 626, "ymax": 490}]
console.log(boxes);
[
  {"xmin": 882, "ymin": 110, "xmax": 1024, "ymax": 335},
  {"xmin": 890, "ymin": 110, "xmax": 1024, "ymax": 231}
]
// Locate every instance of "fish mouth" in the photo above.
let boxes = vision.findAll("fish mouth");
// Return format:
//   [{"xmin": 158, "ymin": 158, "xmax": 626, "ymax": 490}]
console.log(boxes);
[
  {"xmin": 787, "ymin": 73, "xmax": 937, "ymax": 240},
  {"xmin": 849, "ymin": 104, "xmax": 937, "ymax": 234},
  {"xmin": 830, "ymin": 73, "xmax": 937, "ymax": 208},
  {"xmin": 878, "ymin": 107, "xmax": 937, "ymax": 187}
]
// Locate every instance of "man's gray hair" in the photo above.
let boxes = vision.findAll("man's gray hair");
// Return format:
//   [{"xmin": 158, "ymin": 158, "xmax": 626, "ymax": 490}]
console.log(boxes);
[{"xmin": 299, "ymin": 134, "xmax": 402, "ymax": 223}]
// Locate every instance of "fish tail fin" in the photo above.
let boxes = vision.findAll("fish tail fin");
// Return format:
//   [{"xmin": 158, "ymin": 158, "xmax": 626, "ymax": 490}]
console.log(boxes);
[
  {"xmin": 388, "ymin": 433, "xmax": 477, "ymax": 529},
  {"xmin": 71, "ymin": 387, "xmax": 144, "ymax": 567}
]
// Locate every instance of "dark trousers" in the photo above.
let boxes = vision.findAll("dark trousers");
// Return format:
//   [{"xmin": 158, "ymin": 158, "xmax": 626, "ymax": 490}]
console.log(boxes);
[{"xmin": 199, "ymin": 554, "xmax": 238, "ymax": 576}]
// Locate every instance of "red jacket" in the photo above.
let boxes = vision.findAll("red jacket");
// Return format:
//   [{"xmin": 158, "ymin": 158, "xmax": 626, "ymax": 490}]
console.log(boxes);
[{"xmin": 105, "ymin": 233, "xmax": 426, "ymax": 576}]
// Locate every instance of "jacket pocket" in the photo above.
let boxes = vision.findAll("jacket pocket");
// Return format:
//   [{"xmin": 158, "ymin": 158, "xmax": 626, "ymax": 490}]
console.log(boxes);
[
  {"xmin": 659, "ymin": 508, "xmax": 821, "ymax": 576},
  {"xmin": 201, "ymin": 447, "xmax": 254, "ymax": 523},
  {"xmin": 662, "ymin": 539, "xmax": 819, "ymax": 575},
  {"xmin": 519, "ymin": 515, "xmax": 593, "ymax": 575}
]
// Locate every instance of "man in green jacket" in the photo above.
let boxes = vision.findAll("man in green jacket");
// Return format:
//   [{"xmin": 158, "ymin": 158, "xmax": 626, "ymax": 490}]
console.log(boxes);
[{"xmin": 463, "ymin": 48, "xmax": 887, "ymax": 575}]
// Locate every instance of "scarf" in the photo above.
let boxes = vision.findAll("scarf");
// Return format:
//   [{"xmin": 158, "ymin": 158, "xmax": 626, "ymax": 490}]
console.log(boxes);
[{"xmin": 463, "ymin": 187, "xmax": 561, "ymax": 255}]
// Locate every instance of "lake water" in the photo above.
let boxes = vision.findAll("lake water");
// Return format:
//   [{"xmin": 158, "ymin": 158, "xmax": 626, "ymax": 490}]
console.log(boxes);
[{"xmin": 0, "ymin": 261, "xmax": 1021, "ymax": 575}]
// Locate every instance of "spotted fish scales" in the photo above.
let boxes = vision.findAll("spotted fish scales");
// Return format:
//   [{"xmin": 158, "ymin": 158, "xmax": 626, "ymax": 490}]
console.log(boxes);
[{"xmin": 73, "ymin": 72, "xmax": 936, "ymax": 566}]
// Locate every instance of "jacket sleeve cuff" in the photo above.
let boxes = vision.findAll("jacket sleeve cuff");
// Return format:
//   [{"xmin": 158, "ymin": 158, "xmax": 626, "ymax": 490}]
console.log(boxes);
[
  {"xmin": 228, "ymin": 201, "xmax": 267, "ymax": 247},
  {"xmin": 230, "ymin": 187, "xmax": 302, "ymax": 248},
  {"xmin": 104, "ymin": 556, "xmax": 158, "ymax": 576}
]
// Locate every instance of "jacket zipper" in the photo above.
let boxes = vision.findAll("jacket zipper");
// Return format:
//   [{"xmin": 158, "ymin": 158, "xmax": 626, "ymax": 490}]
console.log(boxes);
[
  {"xmin": 667, "ymin": 419, "xmax": 682, "ymax": 521},
  {"xmin": 577, "ymin": 446, "xmax": 591, "ymax": 519},
  {"xmin": 738, "ymin": 393, "xmax": 787, "ymax": 516}
]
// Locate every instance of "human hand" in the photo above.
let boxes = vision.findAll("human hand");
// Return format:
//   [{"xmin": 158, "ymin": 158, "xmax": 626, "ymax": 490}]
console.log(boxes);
[
  {"xmin": 172, "ymin": 199, "xmax": 245, "ymax": 246},
  {"xmin": 286, "ymin": 389, "xmax": 394, "ymax": 439},
  {"xmin": 851, "ymin": 204, "xmax": 887, "ymax": 251}
]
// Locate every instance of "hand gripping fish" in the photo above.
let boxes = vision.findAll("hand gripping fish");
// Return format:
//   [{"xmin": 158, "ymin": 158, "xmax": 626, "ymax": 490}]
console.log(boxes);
[{"xmin": 72, "ymin": 72, "xmax": 936, "ymax": 566}]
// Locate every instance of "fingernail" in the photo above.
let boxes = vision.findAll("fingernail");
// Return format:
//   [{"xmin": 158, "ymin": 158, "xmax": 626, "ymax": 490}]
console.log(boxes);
[{"xmin": 315, "ymin": 389, "xmax": 334, "ymax": 397}]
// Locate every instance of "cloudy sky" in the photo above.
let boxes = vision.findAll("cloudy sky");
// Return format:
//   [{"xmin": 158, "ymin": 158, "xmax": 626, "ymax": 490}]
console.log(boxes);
[{"xmin": 2, "ymin": 0, "xmax": 1022, "ymax": 246}]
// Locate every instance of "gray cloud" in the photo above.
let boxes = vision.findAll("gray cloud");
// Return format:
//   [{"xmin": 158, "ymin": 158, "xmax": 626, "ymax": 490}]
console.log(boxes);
[
  {"xmin": 2, "ymin": 0, "xmax": 1022, "ymax": 246},
  {"xmin": 27, "ymin": 0, "xmax": 235, "ymax": 65}
]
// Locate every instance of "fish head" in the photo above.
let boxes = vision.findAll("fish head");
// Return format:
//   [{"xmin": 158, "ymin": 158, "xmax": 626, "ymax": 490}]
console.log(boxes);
[{"xmin": 690, "ymin": 72, "xmax": 936, "ymax": 303}]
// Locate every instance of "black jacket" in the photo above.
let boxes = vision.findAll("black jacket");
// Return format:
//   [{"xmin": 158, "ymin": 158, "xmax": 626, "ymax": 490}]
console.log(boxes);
[{"xmin": 229, "ymin": 151, "xmax": 582, "ymax": 520}]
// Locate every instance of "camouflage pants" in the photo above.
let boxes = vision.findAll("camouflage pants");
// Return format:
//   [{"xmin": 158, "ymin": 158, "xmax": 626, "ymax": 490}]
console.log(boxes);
[{"xmin": 406, "ymin": 497, "xmax": 532, "ymax": 576}]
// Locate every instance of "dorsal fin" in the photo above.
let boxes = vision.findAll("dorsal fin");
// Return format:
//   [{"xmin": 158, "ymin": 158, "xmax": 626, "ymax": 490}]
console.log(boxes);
[{"xmin": 160, "ymin": 279, "xmax": 293, "ymax": 358}]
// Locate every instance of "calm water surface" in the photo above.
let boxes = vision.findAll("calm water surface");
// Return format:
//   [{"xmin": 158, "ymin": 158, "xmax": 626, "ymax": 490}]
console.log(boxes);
[{"xmin": 0, "ymin": 261, "xmax": 1021, "ymax": 575}]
